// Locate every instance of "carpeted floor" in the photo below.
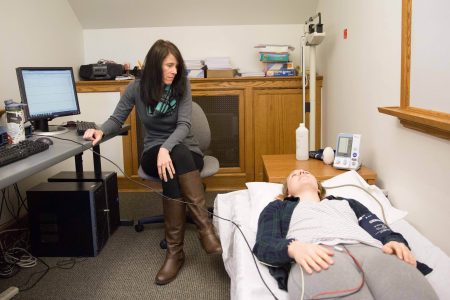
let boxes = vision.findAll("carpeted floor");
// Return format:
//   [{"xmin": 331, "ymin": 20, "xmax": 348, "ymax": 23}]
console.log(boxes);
[{"xmin": 0, "ymin": 192, "xmax": 231, "ymax": 299}]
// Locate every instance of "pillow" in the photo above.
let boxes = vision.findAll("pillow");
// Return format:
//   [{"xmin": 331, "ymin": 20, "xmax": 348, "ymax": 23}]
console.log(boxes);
[
  {"xmin": 246, "ymin": 170, "xmax": 407, "ymax": 230},
  {"xmin": 245, "ymin": 182, "xmax": 283, "ymax": 232}
]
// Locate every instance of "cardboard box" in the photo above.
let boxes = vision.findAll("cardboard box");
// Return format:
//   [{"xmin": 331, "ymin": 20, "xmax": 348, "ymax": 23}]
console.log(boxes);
[{"xmin": 207, "ymin": 69, "xmax": 237, "ymax": 78}]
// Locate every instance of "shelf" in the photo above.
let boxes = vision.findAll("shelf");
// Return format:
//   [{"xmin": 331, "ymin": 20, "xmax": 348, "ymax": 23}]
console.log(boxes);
[{"xmin": 378, "ymin": 106, "xmax": 450, "ymax": 140}]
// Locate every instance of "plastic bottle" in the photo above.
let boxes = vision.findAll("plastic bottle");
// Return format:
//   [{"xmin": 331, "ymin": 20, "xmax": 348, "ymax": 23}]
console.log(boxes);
[
  {"xmin": 296, "ymin": 123, "xmax": 309, "ymax": 160},
  {"xmin": 4, "ymin": 100, "xmax": 26, "ymax": 144}
]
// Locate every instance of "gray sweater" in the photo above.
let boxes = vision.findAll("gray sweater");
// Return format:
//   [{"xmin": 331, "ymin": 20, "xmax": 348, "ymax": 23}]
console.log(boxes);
[{"xmin": 100, "ymin": 79, "xmax": 202, "ymax": 157}]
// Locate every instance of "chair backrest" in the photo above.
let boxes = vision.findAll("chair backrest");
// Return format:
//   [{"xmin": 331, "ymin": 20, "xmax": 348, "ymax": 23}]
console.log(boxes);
[
  {"xmin": 138, "ymin": 101, "xmax": 219, "ymax": 181},
  {"xmin": 191, "ymin": 101, "xmax": 211, "ymax": 151}
]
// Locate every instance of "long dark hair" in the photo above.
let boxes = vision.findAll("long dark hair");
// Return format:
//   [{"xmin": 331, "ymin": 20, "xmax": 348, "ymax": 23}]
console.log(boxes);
[{"xmin": 140, "ymin": 39, "xmax": 187, "ymax": 106}]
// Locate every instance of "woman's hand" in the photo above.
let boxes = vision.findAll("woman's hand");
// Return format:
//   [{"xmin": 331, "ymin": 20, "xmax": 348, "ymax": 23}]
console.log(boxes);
[
  {"xmin": 382, "ymin": 241, "xmax": 417, "ymax": 266},
  {"xmin": 83, "ymin": 129, "xmax": 104, "ymax": 146},
  {"xmin": 157, "ymin": 147, "xmax": 175, "ymax": 182},
  {"xmin": 288, "ymin": 241, "xmax": 334, "ymax": 274}
]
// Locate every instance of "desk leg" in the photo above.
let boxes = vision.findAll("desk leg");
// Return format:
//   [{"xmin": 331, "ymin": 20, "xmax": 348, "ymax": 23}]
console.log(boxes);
[
  {"xmin": 93, "ymin": 144, "xmax": 102, "ymax": 176},
  {"xmin": 75, "ymin": 153, "xmax": 83, "ymax": 174}
]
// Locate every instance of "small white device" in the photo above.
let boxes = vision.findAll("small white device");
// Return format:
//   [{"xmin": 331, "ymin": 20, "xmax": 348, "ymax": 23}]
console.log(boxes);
[
  {"xmin": 333, "ymin": 133, "xmax": 361, "ymax": 170},
  {"xmin": 306, "ymin": 32, "xmax": 326, "ymax": 46}
]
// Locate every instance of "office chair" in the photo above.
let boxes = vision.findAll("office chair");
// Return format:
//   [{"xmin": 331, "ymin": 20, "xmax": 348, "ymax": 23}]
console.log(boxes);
[{"xmin": 134, "ymin": 102, "xmax": 220, "ymax": 248}]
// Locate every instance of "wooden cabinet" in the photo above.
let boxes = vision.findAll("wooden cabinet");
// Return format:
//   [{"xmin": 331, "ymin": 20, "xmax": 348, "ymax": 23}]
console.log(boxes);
[
  {"xmin": 76, "ymin": 76, "xmax": 323, "ymax": 191},
  {"xmin": 254, "ymin": 88, "xmax": 303, "ymax": 181}
]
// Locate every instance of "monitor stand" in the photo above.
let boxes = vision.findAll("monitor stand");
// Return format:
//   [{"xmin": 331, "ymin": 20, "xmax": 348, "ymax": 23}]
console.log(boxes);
[
  {"xmin": 34, "ymin": 125, "xmax": 68, "ymax": 136},
  {"xmin": 32, "ymin": 120, "xmax": 69, "ymax": 136}
]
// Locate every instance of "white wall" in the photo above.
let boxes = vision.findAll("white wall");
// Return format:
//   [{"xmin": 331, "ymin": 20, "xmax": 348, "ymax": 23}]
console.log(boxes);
[
  {"xmin": 83, "ymin": 25, "xmax": 304, "ymax": 72},
  {"xmin": 0, "ymin": 0, "xmax": 84, "ymax": 223},
  {"xmin": 316, "ymin": 0, "xmax": 450, "ymax": 255},
  {"xmin": 0, "ymin": 0, "xmax": 83, "ymax": 97}
]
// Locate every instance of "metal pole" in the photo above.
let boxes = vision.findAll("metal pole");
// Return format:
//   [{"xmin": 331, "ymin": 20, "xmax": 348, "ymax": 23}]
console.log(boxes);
[{"xmin": 309, "ymin": 45, "xmax": 316, "ymax": 150}]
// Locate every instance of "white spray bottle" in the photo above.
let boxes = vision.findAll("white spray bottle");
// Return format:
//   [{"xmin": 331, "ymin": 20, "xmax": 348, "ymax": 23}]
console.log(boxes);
[{"xmin": 296, "ymin": 123, "xmax": 309, "ymax": 160}]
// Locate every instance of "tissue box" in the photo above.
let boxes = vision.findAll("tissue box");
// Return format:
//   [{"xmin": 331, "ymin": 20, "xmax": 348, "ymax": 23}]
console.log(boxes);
[{"xmin": 187, "ymin": 69, "xmax": 205, "ymax": 78}]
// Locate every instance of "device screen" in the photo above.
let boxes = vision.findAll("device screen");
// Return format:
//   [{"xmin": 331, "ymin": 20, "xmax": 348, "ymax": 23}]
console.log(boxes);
[{"xmin": 337, "ymin": 136, "xmax": 352, "ymax": 157}]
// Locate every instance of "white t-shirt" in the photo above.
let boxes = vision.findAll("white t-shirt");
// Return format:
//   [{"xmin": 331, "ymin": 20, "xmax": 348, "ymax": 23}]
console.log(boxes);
[{"xmin": 286, "ymin": 199, "xmax": 382, "ymax": 248}]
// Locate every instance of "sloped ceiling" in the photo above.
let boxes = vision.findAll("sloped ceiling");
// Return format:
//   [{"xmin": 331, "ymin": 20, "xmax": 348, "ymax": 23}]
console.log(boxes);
[{"xmin": 67, "ymin": 0, "xmax": 318, "ymax": 29}]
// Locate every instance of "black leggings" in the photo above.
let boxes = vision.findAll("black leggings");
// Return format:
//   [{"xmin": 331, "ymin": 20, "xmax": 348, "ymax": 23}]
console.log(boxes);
[{"xmin": 140, "ymin": 144, "xmax": 204, "ymax": 198}]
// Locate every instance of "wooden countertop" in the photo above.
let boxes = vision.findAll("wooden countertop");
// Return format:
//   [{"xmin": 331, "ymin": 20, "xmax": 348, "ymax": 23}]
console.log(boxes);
[{"xmin": 262, "ymin": 154, "xmax": 377, "ymax": 184}]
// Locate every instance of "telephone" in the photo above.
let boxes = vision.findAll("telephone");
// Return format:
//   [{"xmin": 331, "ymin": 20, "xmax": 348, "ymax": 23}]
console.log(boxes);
[{"xmin": 333, "ymin": 133, "xmax": 361, "ymax": 170}]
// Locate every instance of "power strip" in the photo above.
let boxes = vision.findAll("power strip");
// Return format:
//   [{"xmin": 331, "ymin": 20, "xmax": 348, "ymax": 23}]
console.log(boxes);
[{"xmin": 0, "ymin": 287, "xmax": 19, "ymax": 300}]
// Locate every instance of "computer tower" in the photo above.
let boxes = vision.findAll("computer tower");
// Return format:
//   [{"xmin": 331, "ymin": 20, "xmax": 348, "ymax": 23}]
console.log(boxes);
[
  {"xmin": 27, "ymin": 181, "xmax": 108, "ymax": 257},
  {"xmin": 48, "ymin": 171, "xmax": 120, "ymax": 236}
]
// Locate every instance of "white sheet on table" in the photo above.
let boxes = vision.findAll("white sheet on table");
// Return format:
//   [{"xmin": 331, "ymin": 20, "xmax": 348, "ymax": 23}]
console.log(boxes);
[
  {"xmin": 214, "ymin": 190, "xmax": 287, "ymax": 300},
  {"xmin": 214, "ymin": 190, "xmax": 450, "ymax": 300}
]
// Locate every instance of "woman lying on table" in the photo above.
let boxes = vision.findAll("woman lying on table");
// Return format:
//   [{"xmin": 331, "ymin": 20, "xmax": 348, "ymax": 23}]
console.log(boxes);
[{"xmin": 253, "ymin": 169, "xmax": 437, "ymax": 300}]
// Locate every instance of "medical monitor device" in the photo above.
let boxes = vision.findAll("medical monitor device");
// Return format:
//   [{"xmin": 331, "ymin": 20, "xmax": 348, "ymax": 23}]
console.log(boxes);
[
  {"xmin": 16, "ymin": 67, "xmax": 80, "ymax": 135},
  {"xmin": 333, "ymin": 133, "xmax": 361, "ymax": 170}
]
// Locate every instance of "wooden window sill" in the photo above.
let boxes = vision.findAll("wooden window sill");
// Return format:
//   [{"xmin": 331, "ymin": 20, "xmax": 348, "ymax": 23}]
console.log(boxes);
[{"xmin": 378, "ymin": 106, "xmax": 450, "ymax": 140}]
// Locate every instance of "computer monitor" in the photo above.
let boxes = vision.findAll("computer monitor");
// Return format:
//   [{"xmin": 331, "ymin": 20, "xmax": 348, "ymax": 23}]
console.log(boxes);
[{"xmin": 16, "ymin": 67, "xmax": 80, "ymax": 135}]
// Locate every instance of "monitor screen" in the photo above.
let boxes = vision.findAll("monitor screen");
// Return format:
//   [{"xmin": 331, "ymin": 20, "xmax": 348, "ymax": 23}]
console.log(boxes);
[{"xmin": 16, "ymin": 67, "xmax": 80, "ymax": 134}]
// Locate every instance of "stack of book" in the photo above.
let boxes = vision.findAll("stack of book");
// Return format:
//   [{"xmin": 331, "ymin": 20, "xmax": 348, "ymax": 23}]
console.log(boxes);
[
  {"xmin": 255, "ymin": 44, "xmax": 296, "ymax": 77},
  {"xmin": 205, "ymin": 57, "xmax": 236, "ymax": 78},
  {"xmin": 185, "ymin": 59, "xmax": 205, "ymax": 78},
  {"xmin": 239, "ymin": 71, "xmax": 265, "ymax": 78}
]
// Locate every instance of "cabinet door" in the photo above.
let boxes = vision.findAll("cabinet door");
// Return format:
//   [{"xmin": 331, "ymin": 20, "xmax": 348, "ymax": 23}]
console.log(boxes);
[
  {"xmin": 192, "ymin": 89, "xmax": 248, "ymax": 190},
  {"xmin": 254, "ymin": 89, "xmax": 303, "ymax": 181}
]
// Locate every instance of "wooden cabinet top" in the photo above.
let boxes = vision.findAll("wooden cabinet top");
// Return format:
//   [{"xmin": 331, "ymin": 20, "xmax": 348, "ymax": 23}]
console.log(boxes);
[
  {"xmin": 76, "ymin": 76, "xmax": 323, "ymax": 93},
  {"xmin": 262, "ymin": 154, "xmax": 377, "ymax": 184}
]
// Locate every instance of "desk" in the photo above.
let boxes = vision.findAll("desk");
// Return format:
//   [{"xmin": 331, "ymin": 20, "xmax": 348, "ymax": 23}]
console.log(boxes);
[
  {"xmin": 262, "ymin": 154, "xmax": 377, "ymax": 184},
  {"xmin": 0, "ymin": 126, "xmax": 129, "ymax": 190}
]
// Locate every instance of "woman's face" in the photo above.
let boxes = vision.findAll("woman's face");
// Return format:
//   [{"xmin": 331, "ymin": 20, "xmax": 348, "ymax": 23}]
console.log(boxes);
[
  {"xmin": 286, "ymin": 169, "xmax": 318, "ymax": 196},
  {"xmin": 162, "ymin": 53, "xmax": 178, "ymax": 85}
]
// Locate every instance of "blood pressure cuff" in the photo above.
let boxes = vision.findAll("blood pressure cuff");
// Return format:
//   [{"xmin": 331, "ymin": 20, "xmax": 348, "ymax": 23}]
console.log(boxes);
[{"xmin": 357, "ymin": 212, "xmax": 409, "ymax": 246}]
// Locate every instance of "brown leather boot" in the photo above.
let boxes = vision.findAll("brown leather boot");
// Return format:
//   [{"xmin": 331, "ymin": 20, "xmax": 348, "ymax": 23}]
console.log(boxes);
[
  {"xmin": 178, "ymin": 170, "xmax": 222, "ymax": 255},
  {"xmin": 155, "ymin": 197, "xmax": 186, "ymax": 285}
]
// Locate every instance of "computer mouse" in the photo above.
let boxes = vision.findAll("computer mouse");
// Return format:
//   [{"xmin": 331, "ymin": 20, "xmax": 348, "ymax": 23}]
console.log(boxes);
[{"xmin": 36, "ymin": 137, "xmax": 53, "ymax": 145}]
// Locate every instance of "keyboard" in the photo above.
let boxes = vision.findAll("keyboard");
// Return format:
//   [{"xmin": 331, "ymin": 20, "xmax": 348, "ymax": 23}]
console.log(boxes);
[
  {"xmin": 76, "ymin": 121, "xmax": 97, "ymax": 136},
  {"xmin": 0, "ymin": 140, "xmax": 50, "ymax": 168}
]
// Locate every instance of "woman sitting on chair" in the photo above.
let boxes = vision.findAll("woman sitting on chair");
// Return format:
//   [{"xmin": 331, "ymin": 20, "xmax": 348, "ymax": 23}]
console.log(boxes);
[
  {"xmin": 83, "ymin": 39, "xmax": 222, "ymax": 285},
  {"xmin": 253, "ymin": 169, "xmax": 437, "ymax": 300}
]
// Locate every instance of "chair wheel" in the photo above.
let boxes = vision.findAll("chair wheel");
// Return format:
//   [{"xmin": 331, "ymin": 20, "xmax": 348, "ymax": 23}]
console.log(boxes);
[
  {"xmin": 160, "ymin": 239, "xmax": 167, "ymax": 249},
  {"xmin": 135, "ymin": 224, "xmax": 144, "ymax": 232}
]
